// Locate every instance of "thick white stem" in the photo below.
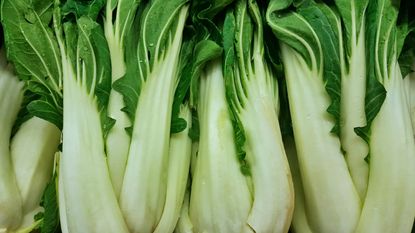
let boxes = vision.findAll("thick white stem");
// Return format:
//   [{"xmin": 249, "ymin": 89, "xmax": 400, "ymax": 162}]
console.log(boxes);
[
  {"xmin": 355, "ymin": 62, "xmax": 415, "ymax": 233},
  {"xmin": 104, "ymin": 8, "xmax": 132, "ymax": 198},
  {"xmin": 189, "ymin": 60, "xmax": 252, "ymax": 233},
  {"xmin": 11, "ymin": 117, "xmax": 60, "ymax": 214},
  {"xmin": 119, "ymin": 7, "xmax": 188, "ymax": 233},
  {"xmin": 340, "ymin": 27, "xmax": 369, "ymax": 199},
  {"xmin": 242, "ymin": 53, "xmax": 294, "ymax": 233},
  {"xmin": 174, "ymin": 188, "xmax": 193, "ymax": 233},
  {"xmin": 284, "ymin": 137, "xmax": 313, "ymax": 233},
  {"xmin": 281, "ymin": 44, "xmax": 360, "ymax": 233},
  {"xmin": 154, "ymin": 105, "xmax": 192, "ymax": 233},
  {"xmin": 61, "ymin": 57, "xmax": 128, "ymax": 233}
]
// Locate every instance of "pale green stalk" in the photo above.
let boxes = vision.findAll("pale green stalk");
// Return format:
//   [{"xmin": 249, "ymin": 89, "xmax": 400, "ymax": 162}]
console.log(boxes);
[
  {"xmin": 103, "ymin": 0, "xmax": 135, "ymax": 197},
  {"xmin": 119, "ymin": 6, "xmax": 189, "ymax": 233},
  {"xmin": 280, "ymin": 44, "xmax": 360, "ymax": 233},
  {"xmin": 189, "ymin": 60, "xmax": 252, "ymax": 233},
  {"xmin": 154, "ymin": 104, "xmax": 192, "ymax": 233},
  {"xmin": 11, "ymin": 117, "xmax": 60, "ymax": 214},
  {"xmin": 355, "ymin": 62, "xmax": 415, "ymax": 233},
  {"xmin": 174, "ymin": 188, "xmax": 193, "ymax": 233},
  {"xmin": 60, "ymin": 52, "xmax": 129, "ymax": 233},
  {"xmin": 284, "ymin": 137, "xmax": 313, "ymax": 233},
  {"xmin": 339, "ymin": 17, "xmax": 369, "ymax": 200},
  {"xmin": 0, "ymin": 65, "xmax": 24, "ymax": 231}
]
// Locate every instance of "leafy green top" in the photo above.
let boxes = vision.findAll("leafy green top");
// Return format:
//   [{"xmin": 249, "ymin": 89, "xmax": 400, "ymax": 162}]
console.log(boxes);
[{"xmin": 266, "ymin": 0, "xmax": 342, "ymax": 136}]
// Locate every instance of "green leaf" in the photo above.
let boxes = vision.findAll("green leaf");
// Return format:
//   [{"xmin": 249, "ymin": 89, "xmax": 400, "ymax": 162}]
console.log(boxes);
[
  {"xmin": 61, "ymin": 0, "xmax": 105, "ymax": 20},
  {"xmin": 189, "ymin": 40, "xmax": 223, "ymax": 107},
  {"xmin": 355, "ymin": 0, "xmax": 400, "ymax": 149},
  {"xmin": 397, "ymin": 0, "xmax": 415, "ymax": 77},
  {"xmin": 188, "ymin": 108, "xmax": 199, "ymax": 141},
  {"xmin": 266, "ymin": 0, "xmax": 321, "ymax": 68},
  {"xmin": 223, "ymin": 7, "xmax": 250, "ymax": 175},
  {"xmin": 170, "ymin": 117, "xmax": 187, "ymax": 134},
  {"xmin": 333, "ymin": 0, "xmax": 369, "ymax": 58},
  {"xmin": 35, "ymin": 174, "xmax": 60, "ymax": 233},
  {"xmin": 27, "ymin": 98, "xmax": 63, "ymax": 130},
  {"xmin": 111, "ymin": 0, "xmax": 142, "ymax": 45},
  {"xmin": 1, "ymin": 0, "xmax": 63, "ymax": 128},
  {"xmin": 190, "ymin": 0, "xmax": 235, "ymax": 44},
  {"xmin": 300, "ymin": 3, "xmax": 342, "ymax": 135},
  {"xmin": 267, "ymin": 1, "xmax": 343, "ymax": 136},
  {"xmin": 115, "ymin": 0, "xmax": 189, "ymax": 126},
  {"xmin": 112, "ymin": 11, "xmax": 141, "ymax": 122}
]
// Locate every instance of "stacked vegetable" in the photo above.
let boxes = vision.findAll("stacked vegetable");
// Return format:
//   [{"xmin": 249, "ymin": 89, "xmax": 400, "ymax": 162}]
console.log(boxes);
[{"xmin": 0, "ymin": 0, "xmax": 414, "ymax": 233}]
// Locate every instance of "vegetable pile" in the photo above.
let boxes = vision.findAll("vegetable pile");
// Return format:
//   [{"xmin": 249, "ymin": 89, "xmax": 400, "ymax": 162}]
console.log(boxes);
[{"xmin": 0, "ymin": 0, "xmax": 414, "ymax": 232}]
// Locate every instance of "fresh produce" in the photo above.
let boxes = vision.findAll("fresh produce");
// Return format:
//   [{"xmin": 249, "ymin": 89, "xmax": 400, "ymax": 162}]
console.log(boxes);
[
  {"xmin": 267, "ymin": 0, "xmax": 415, "ymax": 232},
  {"xmin": 0, "ymin": 0, "xmax": 414, "ymax": 232},
  {"xmin": 0, "ymin": 47, "xmax": 60, "ymax": 232}
]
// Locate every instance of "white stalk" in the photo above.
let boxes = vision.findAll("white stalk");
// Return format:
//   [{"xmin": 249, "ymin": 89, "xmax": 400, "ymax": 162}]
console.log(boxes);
[
  {"xmin": 284, "ymin": 137, "xmax": 313, "ymax": 233},
  {"xmin": 0, "ymin": 67, "xmax": 24, "ymax": 231},
  {"xmin": 119, "ymin": 6, "xmax": 188, "ymax": 233},
  {"xmin": 189, "ymin": 60, "xmax": 252, "ymax": 233},
  {"xmin": 340, "ymin": 23, "xmax": 369, "ymax": 199},
  {"xmin": 355, "ymin": 61, "xmax": 415, "ymax": 233},
  {"xmin": 174, "ymin": 188, "xmax": 193, "ymax": 233},
  {"xmin": 103, "ymin": 1, "xmax": 132, "ymax": 198},
  {"xmin": 11, "ymin": 117, "xmax": 60, "ymax": 214},
  {"xmin": 242, "ymin": 47, "xmax": 294, "ymax": 233},
  {"xmin": 58, "ymin": 153, "xmax": 68, "ymax": 233},
  {"xmin": 154, "ymin": 104, "xmax": 192, "ymax": 233},
  {"xmin": 281, "ymin": 44, "xmax": 361, "ymax": 233},
  {"xmin": 61, "ymin": 55, "xmax": 129, "ymax": 233},
  {"xmin": 404, "ymin": 63, "xmax": 415, "ymax": 134}
]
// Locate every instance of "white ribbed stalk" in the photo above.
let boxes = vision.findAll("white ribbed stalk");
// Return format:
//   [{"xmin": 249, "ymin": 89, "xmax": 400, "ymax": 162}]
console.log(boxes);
[
  {"xmin": 119, "ymin": 7, "xmax": 188, "ymax": 233},
  {"xmin": 104, "ymin": 1, "xmax": 131, "ymax": 198},
  {"xmin": 174, "ymin": 189, "xmax": 193, "ymax": 233},
  {"xmin": 61, "ymin": 55, "xmax": 129, "ymax": 233},
  {"xmin": 355, "ymin": 62, "xmax": 415, "ymax": 233},
  {"xmin": 242, "ymin": 51, "xmax": 294, "ymax": 233},
  {"xmin": 154, "ymin": 105, "xmax": 192, "ymax": 233},
  {"xmin": 281, "ymin": 44, "xmax": 360, "ymax": 233},
  {"xmin": 284, "ymin": 137, "xmax": 313, "ymax": 233},
  {"xmin": 340, "ymin": 21, "xmax": 369, "ymax": 200},
  {"xmin": 189, "ymin": 60, "xmax": 252, "ymax": 233}
]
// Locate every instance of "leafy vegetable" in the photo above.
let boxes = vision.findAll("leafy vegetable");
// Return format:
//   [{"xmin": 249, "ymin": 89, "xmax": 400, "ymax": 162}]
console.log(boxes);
[
  {"xmin": 354, "ymin": 0, "xmax": 415, "ymax": 231},
  {"xmin": 267, "ymin": 1, "xmax": 361, "ymax": 232},
  {"xmin": 116, "ymin": 0, "xmax": 191, "ymax": 231},
  {"xmin": 103, "ymin": 0, "xmax": 140, "ymax": 198},
  {"xmin": 223, "ymin": 1, "xmax": 293, "ymax": 231},
  {"xmin": 56, "ymin": 5, "xmax": 129, "ymax": 232},
  {"xmin": 189, "ymin": 59, "xmax": 252, "ymax": 233}
]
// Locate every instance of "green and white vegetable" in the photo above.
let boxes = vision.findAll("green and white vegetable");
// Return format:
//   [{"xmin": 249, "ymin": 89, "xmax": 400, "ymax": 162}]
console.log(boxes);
[
  {"xmin": 267, "ymin": 0, "xmax": 415, "ymax": 232},
  {"xmin": 116, "ymin": 0, "xmax": 191, "ymax": 231},
  {"xmin": 223, "ymin": 1, "xmax": 293, "ymax": 232},
  {"xmin": 189, "ymin": 59, "xmax": 252, "ymax": 233},
  {"xmin": 0, "ymin": 0, "xmax": 414, "ymax": 232},
  {"xmin": 267, "ymin": 2, "xmax": 361, "ymax": 232},
  {"xmin": 103, "ymin": 0, "xmax": 139, "ymax": 197}
]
